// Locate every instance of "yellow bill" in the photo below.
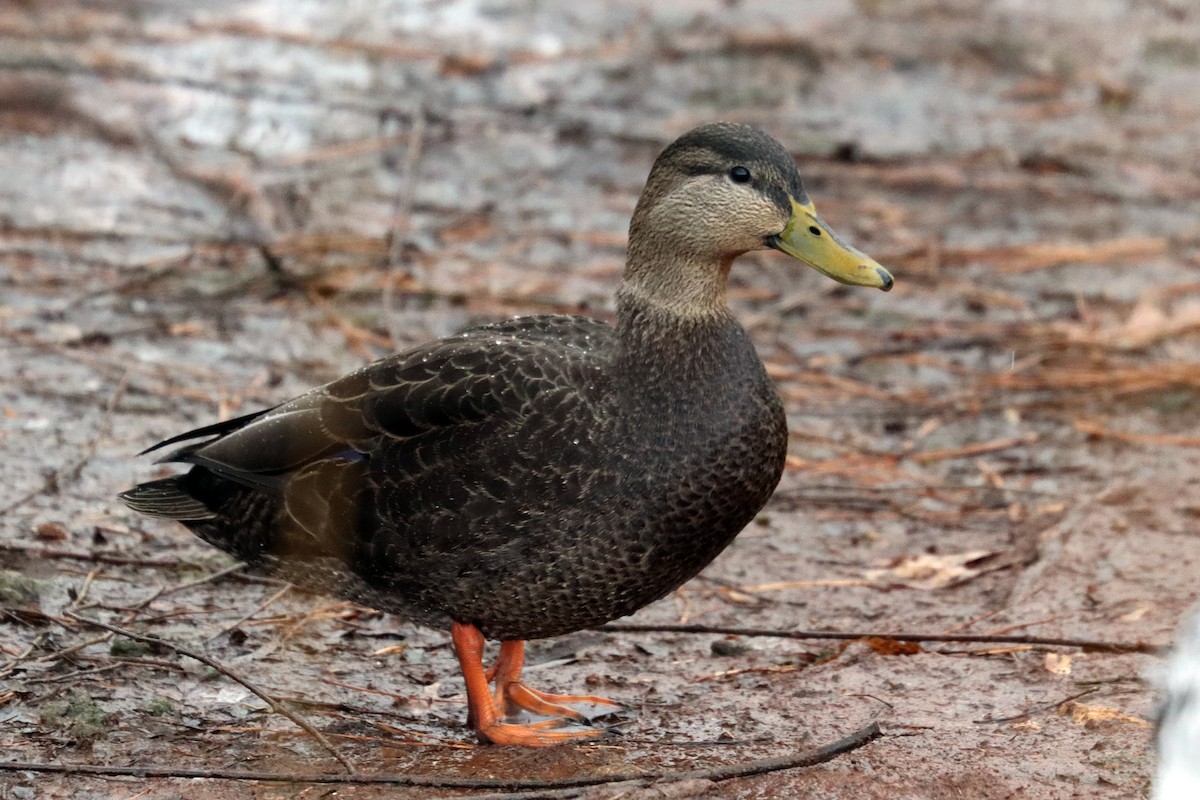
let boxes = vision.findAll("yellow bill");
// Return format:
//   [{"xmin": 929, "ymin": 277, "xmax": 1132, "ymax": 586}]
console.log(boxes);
[{"xmin": 773, "ymin": 198, "xmax": 893, "ymax": 291}]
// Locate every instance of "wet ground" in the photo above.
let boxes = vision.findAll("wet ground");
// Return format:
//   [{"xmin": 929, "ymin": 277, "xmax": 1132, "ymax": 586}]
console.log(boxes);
[{"xmin": 2, "ymin": 1, "xmax": 1200, "ymax": 797}]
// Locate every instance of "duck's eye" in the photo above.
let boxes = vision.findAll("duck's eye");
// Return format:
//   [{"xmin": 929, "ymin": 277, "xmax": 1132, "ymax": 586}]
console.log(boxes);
[{"xmin": 729, "ymin": 166, "xmax": 752, "ymax": 183}]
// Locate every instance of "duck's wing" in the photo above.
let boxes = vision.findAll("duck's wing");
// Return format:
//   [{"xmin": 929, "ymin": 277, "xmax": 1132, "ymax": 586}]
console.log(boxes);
[
  {"xmin": 122, "ymin": 315, "xmax": 616, "ymax": 571},
  {"xmin": 142, "ymin": 315, "xmax": 616, "ymax": 496}
]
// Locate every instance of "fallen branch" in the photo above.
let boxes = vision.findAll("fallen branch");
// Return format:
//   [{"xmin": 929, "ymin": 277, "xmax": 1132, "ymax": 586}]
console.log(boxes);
[
  {"xmin": 0, "ymin": 721, "xmax": 880, "ymax": 789},
  {"xmin": 597, "ymin": 623, "xmax": 1158, "ymax": 654},
  {"xmin": 667, "ymin": 722, "xmax": 880, "ymax": 781},
  {"xmin": 61, "ymin": 610, "xmax": 356, "ymax": 774}
]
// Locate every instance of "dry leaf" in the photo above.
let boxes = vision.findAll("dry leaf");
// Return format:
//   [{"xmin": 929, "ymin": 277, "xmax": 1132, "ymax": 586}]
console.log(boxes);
[
  {"xmin": 1059, "ymin": 701, "xmax": 1151, "ymax": 728},
  {"xmin": 865, "ymin": 550, "xmax": 995, "ymax": 590},
  {"xmin": 1044, "ymin": 653, "xmax": 1072, "ymax": 676},
  {"xmin": 1112, "ymin": 298, "xmax": 1200, "ymax": 348},
  {"xmin": 1119, "ymin": 605, "xmax": 1155, "ymax": 623},
  {"xmin": 34, "ymin": 522, "xmax": 68, "ymax": 542},
  {"xmin": 1097, "ymin": 484, "xmax": 1143, "ymax": 506},
  {"xmin": 865, "ymin": 637, "xmax": 923, "ymax": 656},
  {"xmin": 373, "ymin": 643, "xmax": 408, "ymax": 657}
]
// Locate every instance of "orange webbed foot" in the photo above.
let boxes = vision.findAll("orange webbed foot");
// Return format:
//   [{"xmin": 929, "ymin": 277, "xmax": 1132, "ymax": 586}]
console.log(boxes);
[
  {"xmin": 452, "ymin": 622, "xmax": 622, "ymax": 747},
  {"xmin": 473, "ymin": 717, "xmax": 610, "ymax": 746}
]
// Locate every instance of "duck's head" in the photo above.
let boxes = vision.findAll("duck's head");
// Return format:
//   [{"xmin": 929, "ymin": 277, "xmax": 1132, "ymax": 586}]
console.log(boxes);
[{"xmin": 625, "ymin": 123, "xmax": 892, "ymax": 311}]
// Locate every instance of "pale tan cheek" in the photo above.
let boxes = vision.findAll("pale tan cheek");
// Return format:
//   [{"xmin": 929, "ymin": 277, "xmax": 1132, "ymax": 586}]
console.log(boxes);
[
  {"xmin": 662, "ymin": 184, "xmax": 784, "ymax": 252},
  {"xmin": 717, "ymin": 203, "xmax": 785, "ymax": 249}
]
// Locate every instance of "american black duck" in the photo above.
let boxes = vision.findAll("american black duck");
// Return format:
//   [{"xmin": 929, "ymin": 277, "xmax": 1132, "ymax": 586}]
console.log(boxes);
[{"xmin": 122, "ymin": 122, "xmax": 893, "ymax": 746}]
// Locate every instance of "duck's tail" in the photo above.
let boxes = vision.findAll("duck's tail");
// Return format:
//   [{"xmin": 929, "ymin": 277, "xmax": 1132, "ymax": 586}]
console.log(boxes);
[{"xmin": 119, "ymin": 475, "xmax": 216, "ymax": 521}]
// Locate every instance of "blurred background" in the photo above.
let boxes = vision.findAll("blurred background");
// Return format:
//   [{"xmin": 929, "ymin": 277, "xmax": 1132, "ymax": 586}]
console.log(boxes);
[{"xmin": 2, "ymin": 2, "xmax": 1198, "ymax": 797}]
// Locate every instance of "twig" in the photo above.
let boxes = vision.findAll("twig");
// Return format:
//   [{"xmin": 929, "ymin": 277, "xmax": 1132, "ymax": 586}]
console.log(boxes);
[
  {"xmin": 668, "ymin": 722, "xmax": 880, "ymax": 782},
  {"xmin": 0, "ymin": 721, "xmax": 881, "ymax": 788},
  {"xmin": 74, "ymin": 654, "xmax": 186, "ymax": 673},
  {"xmin": 24, "ymin": 663, "xmax": 126, "ymax": 685},
  {"xmin": 1073, "ymin": 418, "xmax": 1200, "ymax": 448},
  {"xmin": 68, "ymin": 570, "xmax": 100, "ymax": 610},
  {"xmin": 272, "ymin": 694, "xmax": 429, "ymax": 722},
  {"xmin": 16, "ymin": 566, "xmax": 245, "ymax": 678},
  {"xmin": 61, "ymin": 610, "xmax": 357, "ymax": 774},
  {"xmin": 887, "ymin": 236, "xmax": 1168, "ymax": 274},
  {"xmin": 30, "ymin": 635, "xmax": 111, "ymax": 666},
  {"xmin": 158, "ymin": 563, "xmax": 247, "ymax": 596},
  {"xmin": 0, "ymin": 545, "xmax": 202, "ymax": 570},
  {"xmin": 0, "ymin": 545, "xmax": 274, "ymax": 587},
  {"xmin": 973, "ymin": 686, "xmax": 1099, "ymax": 724},
  {"xmin": 0, "ymin": 633, "xmax": 50, "ymax": 682},
  {"xmin": 910, "ymin": 433, "xmax": 1039, "ymax": 464},
  {"xmin": 208, "ymin": 583, "xmax": 290, "ymax": 642},
  {"xmin": 596, "ymin": 623, "xmax": 1159, "ymax": 654},
  {"xmin": 694, "ymin": 663, "xmax": 803, "ymax": 683}
]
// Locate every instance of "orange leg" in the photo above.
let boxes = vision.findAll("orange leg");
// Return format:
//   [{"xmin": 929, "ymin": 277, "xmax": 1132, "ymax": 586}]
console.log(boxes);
[{"xmin": 451, "ymin": 622, "xmax": 620, "ymax": 746}]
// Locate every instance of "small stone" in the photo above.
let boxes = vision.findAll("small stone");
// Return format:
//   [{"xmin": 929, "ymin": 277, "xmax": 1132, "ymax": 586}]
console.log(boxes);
[{"xmin": 710, "ymin": 639, "xmax": 749, "ymax": 657}]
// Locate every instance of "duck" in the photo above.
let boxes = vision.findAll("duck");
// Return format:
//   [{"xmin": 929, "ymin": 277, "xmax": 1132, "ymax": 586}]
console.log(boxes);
[{"xmin": 121, "ymin": 122, "xmax": 893, "ymax": 747}]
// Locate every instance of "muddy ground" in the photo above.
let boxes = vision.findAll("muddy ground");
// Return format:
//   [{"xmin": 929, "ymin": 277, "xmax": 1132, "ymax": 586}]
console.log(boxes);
[{"xmin": 2, "ymin": 1, "xmax": 1199, "ymax": 798}]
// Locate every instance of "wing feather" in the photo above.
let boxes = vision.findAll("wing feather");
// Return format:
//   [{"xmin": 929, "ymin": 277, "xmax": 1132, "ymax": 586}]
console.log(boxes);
[{"xmin": 144, "ymin": 316, "xmax": 615, "ymax": 498}]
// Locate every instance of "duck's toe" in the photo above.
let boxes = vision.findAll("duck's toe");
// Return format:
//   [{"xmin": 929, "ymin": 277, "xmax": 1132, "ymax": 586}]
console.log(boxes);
[
  {"xmin": 475, "ymin": 717, "xmax": 613, "ymax": 747},
  {"xmin": 504, "ymin": 682, "xmax": 623, "ymax": 722}
]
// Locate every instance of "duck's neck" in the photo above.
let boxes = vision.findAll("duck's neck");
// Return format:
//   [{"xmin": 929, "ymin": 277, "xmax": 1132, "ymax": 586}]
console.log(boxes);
[
  {"xmin": 613, "ymin": 224, "xmax": 761, "ymax": 393},
  {"xmin": 618, "ymin": 227, "xmax": 732, "ymax": 318},
  {"xmin": 614, "ymin": 276, "xmax": 754, "ymax": 394},
  {"xmin": 611, "ymin": 288, "xmax": 771, "ymax": 442}
]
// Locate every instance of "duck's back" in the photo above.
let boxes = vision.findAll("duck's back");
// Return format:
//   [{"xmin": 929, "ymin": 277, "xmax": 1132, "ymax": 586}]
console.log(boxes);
[{"xmin": 122, "ymin": 310, "xmax": 786, "ymax": 640}]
